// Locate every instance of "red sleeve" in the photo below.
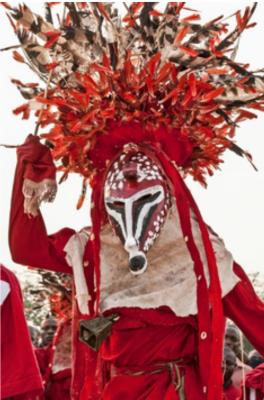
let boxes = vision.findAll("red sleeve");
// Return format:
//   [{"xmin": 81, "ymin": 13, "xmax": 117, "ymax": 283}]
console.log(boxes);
[
  {"xmin": 223, "ymin": 262, "xmax": 264, "ymax": 356},
  {"xmin": 9, "ymin": 135, "xmax": 74, "ymax": 273}
]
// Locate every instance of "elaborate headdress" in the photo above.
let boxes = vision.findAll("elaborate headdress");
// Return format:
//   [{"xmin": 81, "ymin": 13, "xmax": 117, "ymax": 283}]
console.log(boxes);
[{"xmin": 3, "ymin": 3, "xmax": 264, "ymax": 399}]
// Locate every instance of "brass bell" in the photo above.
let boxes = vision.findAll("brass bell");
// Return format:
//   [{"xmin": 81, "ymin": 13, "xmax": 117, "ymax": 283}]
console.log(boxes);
[{"xmin": 79, "ymin": 313, "xmax": 119, "ymax": 351}]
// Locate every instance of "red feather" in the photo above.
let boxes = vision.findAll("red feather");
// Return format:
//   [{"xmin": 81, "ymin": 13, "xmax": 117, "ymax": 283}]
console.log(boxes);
[
  {"xmin": 174, "ymin": 26, "xmax": 189, "ymax": 45},
  {"xmin": 76, "ymin": 3, "xmax": 88, "ymax": 10},
  {"xmin": 161, "ymin": 87, "xmax": 179, "ymax": 104},
  {"xmin": 236, "ymin": 109, "xmax": 257, "ymax": 122},
  {"xmin": 130, "ymin": 2, "xmax": 144, "ymax": 14},
  {"xmin": 146, "ymin": 52, "xmax": 161, "ymax": 76},
  {"xmin": 12, "ymin": 51, "xmax": 25, "ymax": 63},
  {"xmin": 178, "ymin": 46, "xmax": 198, "ymax": 57},
  {"xmin": 201, "ymin": 87, "xmax": 225, "ymax": 102},
  {"xmin": 181, "ymin": 14, "xmax": 200, "ymax": 23},
  {"xmin": 236, "ymin": 10, "xmax": 243, "ymax": 32},
  {"xmin": 43, "ymin": 31, "xmax": 61, "ymax": 48},
  {"xmin": 149, "ymin": 10, "xmax": 164, "ymax": 17},
  {"xmin": 95, "ymin": 3, "xmax": 111, "ymax": 21},
  {"xmin": 157, "ymin": 63, "xmax": 173, "ymax": 83},
  {"xmin": 170, "ymin": 3, "xmax": 185, "ymax": 14},
  {"xmin": 188, "ymin": 73, "xmax": 197, "ymax": 97},
  {"xmin": 245, "ymin": 22, "xmax": 257, "ymax": 29},
  {"xmin": 13, "ymin": 103, "xmax": 30, "ymax": 119},
  {"xmin": 46, "ymin": 62, "xmax": 59, "ymax": 71},
  {"xmin": 207, "ymin": 68, "xmax": 229, "ymax": 75},
  {"xmin": 11, "ymin": 79, "xmax": 38, "ymax": 88}
]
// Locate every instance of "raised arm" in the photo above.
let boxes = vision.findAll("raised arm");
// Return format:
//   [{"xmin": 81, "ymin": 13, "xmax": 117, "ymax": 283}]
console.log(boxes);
[
  {"xmin": 223, "ymin": 262, "xmax": 264, "ymax": 355},
  {"xmin": 9, "ymin": 134, "xmax": 75, "ymax": 273}
]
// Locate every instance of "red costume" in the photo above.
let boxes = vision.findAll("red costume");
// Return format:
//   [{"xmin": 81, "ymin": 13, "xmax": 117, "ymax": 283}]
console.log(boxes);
[
  {"xmin": 0, "ymin": 265, "xmax": 43, "ymax": 399},
  {"xmin": 8, "ymin": 135, "xmax": 264, "ymax": 400}
]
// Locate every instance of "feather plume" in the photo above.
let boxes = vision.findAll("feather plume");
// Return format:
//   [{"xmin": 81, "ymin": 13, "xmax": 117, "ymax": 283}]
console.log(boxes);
[{"xmin": 4, "ymin": 2, "xmax": 264, "ymax": 184}]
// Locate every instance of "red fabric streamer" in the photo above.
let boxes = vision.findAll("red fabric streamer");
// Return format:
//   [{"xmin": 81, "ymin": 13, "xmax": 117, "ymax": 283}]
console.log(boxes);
[{"xmin": 153, "ymin": 148, "xmax": 225, "ymax": 400}]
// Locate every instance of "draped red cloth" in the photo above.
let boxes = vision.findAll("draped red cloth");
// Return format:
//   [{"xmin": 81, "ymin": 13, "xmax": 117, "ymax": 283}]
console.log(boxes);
[
  {"xmin": 242, "ymin": 363, "xmax": 264, "ymax": 400},
  {"xmin": 0, "ymin": 265, "xmax": 43, "ymax": 399},
  {"xmin": 154, "ymin": 148, "xmax": 225, "ymax": 399},
  {"xmin": 8, "ymin": 135, "xmax": 264, "ymax": 399}
]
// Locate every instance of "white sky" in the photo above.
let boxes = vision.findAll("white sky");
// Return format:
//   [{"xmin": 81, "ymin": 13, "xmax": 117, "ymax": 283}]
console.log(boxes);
[{"xmin": 0, "ymin": 2, "xmax": 264, "ymax": 278}]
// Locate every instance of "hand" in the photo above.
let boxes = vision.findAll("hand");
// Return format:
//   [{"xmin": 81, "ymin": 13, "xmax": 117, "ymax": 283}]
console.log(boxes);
[
  {"xmin": 22, "ymin": 178, "xmax": 57, "ymax": 217},
  {"xmin": 17, "ymin": 135, "xmax": 57, "ymax": 216}
]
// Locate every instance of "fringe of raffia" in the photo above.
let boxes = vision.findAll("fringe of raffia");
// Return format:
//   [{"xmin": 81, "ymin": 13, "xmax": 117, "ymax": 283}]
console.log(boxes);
[{"xmin": 22, "ymin": 178, "xmax": 57, "ymax": 217}]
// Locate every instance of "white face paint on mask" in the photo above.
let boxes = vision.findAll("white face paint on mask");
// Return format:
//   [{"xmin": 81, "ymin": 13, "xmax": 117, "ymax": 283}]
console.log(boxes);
[{"xmin": 104, "ymin": 148, "xmax": 171, "ymax": 275}]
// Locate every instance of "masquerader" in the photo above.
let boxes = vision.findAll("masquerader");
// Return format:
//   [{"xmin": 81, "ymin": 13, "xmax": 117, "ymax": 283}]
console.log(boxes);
[{"xmin": 3, "ymin": 3, "xmax": 264, "ymax": 400}]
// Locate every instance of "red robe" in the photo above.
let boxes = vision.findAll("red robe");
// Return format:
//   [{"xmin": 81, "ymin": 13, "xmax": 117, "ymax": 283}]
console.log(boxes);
[
  {"xmin": 0, "ymin": 265, "xmax": 43, "ymax": 399},
  {"xmin": 8, "ymin": 135, "xmax": 264, "ymax": 399}
]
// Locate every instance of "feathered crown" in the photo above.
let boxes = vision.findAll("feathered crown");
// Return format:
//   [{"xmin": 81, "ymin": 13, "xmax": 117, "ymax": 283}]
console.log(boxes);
[{"xmin": 2, "ymin": 1, "xmax": 264, "ymax": 187}]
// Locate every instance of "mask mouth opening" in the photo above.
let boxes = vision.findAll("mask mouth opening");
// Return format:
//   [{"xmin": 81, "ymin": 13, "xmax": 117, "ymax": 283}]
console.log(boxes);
[{"xmin": 129, "ymin": 251, "xmax": 147, "ymax": 275}]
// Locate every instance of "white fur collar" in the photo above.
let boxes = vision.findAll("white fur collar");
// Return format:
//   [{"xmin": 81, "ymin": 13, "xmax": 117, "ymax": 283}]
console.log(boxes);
[{"xmin": 64, "ymin": 207, "xmax": 240, "ymax": 316}]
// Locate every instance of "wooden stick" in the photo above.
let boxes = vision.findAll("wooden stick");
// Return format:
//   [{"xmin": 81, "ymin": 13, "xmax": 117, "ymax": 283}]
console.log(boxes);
[
  {"xmin": 0, "ymin": 144, "xmax": 18, "ymax": 148},
  {"xmin": 0, "ymin": 44, "xmax": 21, "ymax": 51}
]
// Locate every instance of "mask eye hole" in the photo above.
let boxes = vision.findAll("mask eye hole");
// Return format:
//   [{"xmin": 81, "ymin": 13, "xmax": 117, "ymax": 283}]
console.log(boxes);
[
  {"xmin": 137, "ymin": 194, "xmax": 152, "ymax": 202},
  {"xmin": 135, "ymin": 192, "xmax": 161, "ymax": 204}
]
